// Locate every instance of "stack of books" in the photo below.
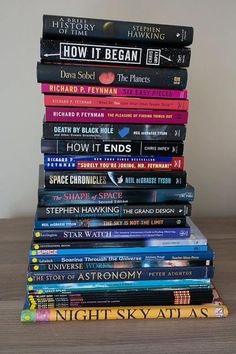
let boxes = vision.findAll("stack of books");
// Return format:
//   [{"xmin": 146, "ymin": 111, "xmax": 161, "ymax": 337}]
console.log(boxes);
[{"xmin": 21, "ymin": 14, "xmax": 228, "ymax": 322}]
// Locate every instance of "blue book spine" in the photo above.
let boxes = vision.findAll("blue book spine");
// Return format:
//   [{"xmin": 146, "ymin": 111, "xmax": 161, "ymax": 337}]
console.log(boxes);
[
  {"xmin": 27, "ymin": 266, "xmax": 214, "ymax": 284},
  {"xmin": 38, "ymin": 185, "xmax": 195, "ymax": 206},
  {"xmin": 30, "ymin": 245, "xmax": 207, "ymax": 257},
  {"xmin": 29, "ymin": 248, "xmax": 214, "ymax": 264},
  {"xmin": 33, "ymin": 227, "xmax": 190, "ymax": 241},
  {"xmin": 27, "ymin": 278, "xmax": 210, "ymax": 294}
]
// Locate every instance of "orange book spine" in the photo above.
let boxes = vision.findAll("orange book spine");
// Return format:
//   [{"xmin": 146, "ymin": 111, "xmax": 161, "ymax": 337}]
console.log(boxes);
[{"xmin": 21, "ymin": 303, "xmax": 228, "ymax": 322}]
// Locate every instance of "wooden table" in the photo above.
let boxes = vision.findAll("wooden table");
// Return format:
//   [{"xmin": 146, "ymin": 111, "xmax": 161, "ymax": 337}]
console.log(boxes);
[{"xmin": 0, "ymin": 217, "xmax": 235, "ymax": 354}]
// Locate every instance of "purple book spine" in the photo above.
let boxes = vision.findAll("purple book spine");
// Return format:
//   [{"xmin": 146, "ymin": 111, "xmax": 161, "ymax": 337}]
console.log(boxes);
[
  {"xmin": 45, "ymin": 107, "xmax": 188, "ymax": 124},
  {"xmin": 33, "ymin": 227, "xmax": 190, "ymax": 241}
]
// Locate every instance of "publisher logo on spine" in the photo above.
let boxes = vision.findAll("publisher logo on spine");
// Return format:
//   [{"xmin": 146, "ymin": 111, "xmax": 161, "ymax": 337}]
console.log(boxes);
[
  {"xmin": 146, "ymin": 49, "xmax": 161, "ymax": 65},
  {"xmin": 146, "ymin": 49, "xmax": 172, "ymax": 66}
]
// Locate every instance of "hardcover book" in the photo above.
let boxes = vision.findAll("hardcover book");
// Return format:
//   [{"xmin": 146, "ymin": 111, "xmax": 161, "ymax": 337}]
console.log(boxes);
[
  {"xmin": 40, "ymin": 39, "xmax": 191, "ymax": 67},
  {"xmin": 42, "ymin": 15, "xmax": 194, "ymax": 46}
]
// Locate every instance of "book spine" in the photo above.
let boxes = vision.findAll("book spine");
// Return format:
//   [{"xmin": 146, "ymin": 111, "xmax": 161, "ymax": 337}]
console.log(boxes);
[
  {"xmin": 44, "ymin": 155, "xmax": 184, "ymax": 171},
  {"xmin": 29, "ymin": 258, "xmax": 211, "ymax": 271},
  {"xmin": 31, "ymin": 232, "xmax": 199, "ymax": 249},
  {"xmin": 43, "ymin": 122, "xmax": 186, "ymax": 141},
  {"xmin": 29, "ymin": 244, "xmax": 207, "ymax": 256},
  {"xmin": 45, "ymin": 107, "xmax": 188, "ymax": 124},
  {"xmin": 37, "ymin": 203, "xmax": 191, "ymax": 219},
  {"xmin": 28, "ymin": 249, "xmax": 214, "ymax": 264},
  {"xmin": 34, "ymin": 216, "xmax": 186, "ymax": 229},
  {"xmin": 38, "ymin": 186, "xmax": 194, "ymax": 206},
  {"xmin": 26, "ymin": 279, "xmax": 210, "ymax": 294},
  {"xmin": 28, "ymin": 296, "xmax": 214, "ymax": 309},
  {"xmin": 28, "ymin": 298, "xmax": 213, "ymax": 309},
  {"xmin": 27, "ymin": 266, "xmax": 214, "ymax": 284},
  {"xmin": 33, "ymin": 226, "xmax": 190, "ymax": 241},
  {"xmin": 41, "ymin": 83, "xmax": 188, "ymax": 99},
  {"xmin": 28, "ymin": 290, "xmax": 212, "ymax": 300},
  {"xmin": 41, "ymin": 40, "xmax": 191, "ymax": 68},
  {"xmin": 21, "ymin": 304, "xmax": 228, "ymax": 322},
  {"xmin": 44, "ymin": 95, "xmax": 189, "ymax": 110},
  {"xmin": 31, "ymin": 238, "xmax": 205, "ymax": 252},
  {"xmin": 42, "ymin": 15, "xmax": 193, "ymax": 46},
  {"xmin": 44, "ymin": 170, "xmax": 187, "ymax": 189},
  {"xmin": 41, "ymin": 140, "xmax": 184, "ymax": 156},
  {"xmin": 28, "ymin": 288, "xmax": 212, "ymax": 300},
  {"xmin": 37, "ymin": 63, "xmax": 188, "ymax": 89}
]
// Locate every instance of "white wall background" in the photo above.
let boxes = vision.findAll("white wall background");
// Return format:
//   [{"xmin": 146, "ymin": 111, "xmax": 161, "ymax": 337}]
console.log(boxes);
[{"xmin": 0, "ymin": 0, "xmax": 236, "ymax": 218}]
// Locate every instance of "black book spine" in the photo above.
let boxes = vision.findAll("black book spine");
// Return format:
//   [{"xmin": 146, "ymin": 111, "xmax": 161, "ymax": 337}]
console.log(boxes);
[
  {"xmin": 37, "ymin": 203, "xmax": 191, "ymax": 219},
  {"xmin": 28, "ymin": 259, "xmax": 210, "ymax": 272},
  {"xmin": 40, "ymin": 39, "xmax": 191, "ymax": 67},
  {"xmin": 42, "ymin": 15, "xmax": 193, "ymax": 46},
  {"xmin": 34, "ymin": 217, "xmax": 187, "ymax": 229},
  {"xmin": 42, "ymin": 122, "xmax": 186, "ymax": 142},
  {"xmin": 41, "ymin": 139, "xmax": 184, "ymax": 156},
  {"xmin": 37, "ymin": 63, "xmax": 188, "ymax": 89},
  {"xmin": 27, "ymin": 266, "xmax": 213, "ymax": 283},
  {"xmin": 44, "ymin": 170, "xmax": 187, "ymax": 189},
  {"xmin": 37, "ymin": 186, "xmax": 193, "ymax": 207}
]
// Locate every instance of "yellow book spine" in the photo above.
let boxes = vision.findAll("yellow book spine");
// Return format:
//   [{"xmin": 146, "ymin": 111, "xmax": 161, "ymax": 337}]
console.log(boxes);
[{"xmin": 21, "ymin": 304, "xmax": 228, "ymax": 322}]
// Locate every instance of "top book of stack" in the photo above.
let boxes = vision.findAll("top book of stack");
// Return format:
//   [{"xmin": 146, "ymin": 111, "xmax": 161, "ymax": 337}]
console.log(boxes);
[{"xmin": 42, "ymin": 15, "xmax": 193, "ymax": 46}]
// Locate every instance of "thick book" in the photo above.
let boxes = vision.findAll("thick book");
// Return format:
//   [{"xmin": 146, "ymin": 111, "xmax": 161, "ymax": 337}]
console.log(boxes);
[
  {"xmin": 36, "ymin": 203, "xmax": 191, "ymax": 219},
  {"xmin": 44, "ymin": 95, "xmax": 189, "ymax": 110},
  {"xmin": 43, "ymin": 122, "xmax": 186, "ymax": 141},
  {"xmin": 20, "ymin": 301, "xmax": 228, "ymax": 321},
  {"xmin": 41, "ymin": 139, "xmax": 185, "ymax": 156},
  {"xmin": 42, "ymin": 15, "xmax": 194, "ymax": 46},
  {"xmin": 44, "ymin": 155, "xmax": 184, "ymax": 171},
  {"xmin": 41, "ymin": 39, "xmax": 191, "ymax": 68},
  {"xmin": 44, "ymin": 169, "xmax": 187, "ymax": 189},
  {"xmin": 37, "ymin": 63, "xmax": 188, "ymax": 89},
  {"xmin": 41, "ymin": 83, "xmax": 188, "ymax": 99}
]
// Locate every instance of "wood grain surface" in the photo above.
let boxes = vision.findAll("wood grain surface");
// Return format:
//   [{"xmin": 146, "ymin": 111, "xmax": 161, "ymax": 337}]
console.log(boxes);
[{"xmin": 0, "ymin": 217, "xmax": 235, "ymax": 354}]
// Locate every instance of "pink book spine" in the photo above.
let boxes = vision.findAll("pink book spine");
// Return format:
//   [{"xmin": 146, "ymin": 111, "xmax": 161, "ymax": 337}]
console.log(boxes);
[
  {"xmin": 41, "ymin": 83, "xmax": 188, "ymax": 99},
  {"xmin": 44, "ymin": 95, "xmax": 189, "ymax": 111},
  {"xmin": 45, "ymin": 107, "xmax": 188, "ymax": 124}
]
